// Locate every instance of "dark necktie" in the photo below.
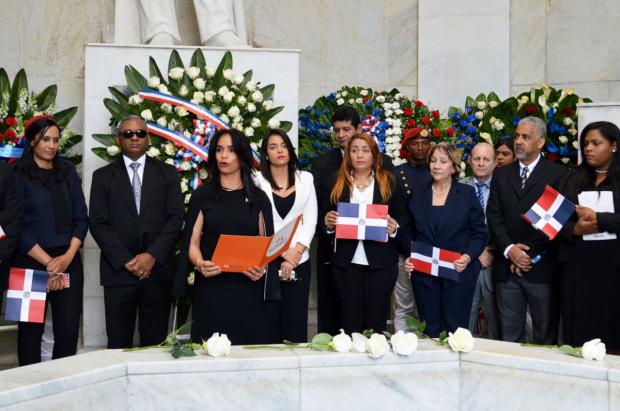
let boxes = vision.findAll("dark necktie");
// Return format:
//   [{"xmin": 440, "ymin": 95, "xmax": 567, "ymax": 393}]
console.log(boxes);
[
  {"xmin": 475, "ymin": 182, "xmax": 486, "ymax": 209},
  {"xmin": 520, "ymin": 166, "xmax": 529, "ymax": 190}
]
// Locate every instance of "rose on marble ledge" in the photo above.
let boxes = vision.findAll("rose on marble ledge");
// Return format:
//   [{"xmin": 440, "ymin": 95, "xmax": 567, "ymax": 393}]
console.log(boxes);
[
  {"xmin": 447, "ymin": 328, "xmax": 475, "ymax": 353},
  {"xmin": 202, "ymin": 332, "xmax": 232, "ymax": 357},
  {"xmin": 555, "ymin": 338, "xmax": 606, "ymax": 361}
]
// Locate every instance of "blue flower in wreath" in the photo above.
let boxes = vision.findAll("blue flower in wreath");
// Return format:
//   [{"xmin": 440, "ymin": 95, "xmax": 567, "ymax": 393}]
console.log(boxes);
[
  {"xmin": 559, "ymin": 126, "xmax": 567, "ymax": 135},
  {"xmin": 466, "ymin": 126, "xmax": 477, "ymax": 135},
  {"xmin": 547, "ymin": 142, "xmax": 558, "ymax": 153},
  {"xmin": 452, "ymin": 112, "xmax": 461, "ymax": 121},
  {"xmin": 467, "ymin": 114, "xmax": 476, "ymax": 123},
  {"xmin": 560, "ymin": 146, "xmax": 569, "ymax": 156},
  {"xmin": 549, "ymin": 123, "xmax": 560, "ymax": 134},
  {"xmin": 459, "ymin": 119, "xmax": 469, "ymax": 128},
  {"xmin": 546, "ymin": 106, "xmax": 555, "ymax": 123},
  {"xmin": 513, "ymin": 116, "xmax": 521, "ymax": 126},
  {"xmin": 327, "ymin": 93, "xmax": 336, "ymax": 100}
]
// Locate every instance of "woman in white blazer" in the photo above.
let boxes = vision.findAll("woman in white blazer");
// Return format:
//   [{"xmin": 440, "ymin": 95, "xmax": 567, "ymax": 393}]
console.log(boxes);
[{"xmin": 256, "ymin": 129, "xmax": 317, "ymax": 342}]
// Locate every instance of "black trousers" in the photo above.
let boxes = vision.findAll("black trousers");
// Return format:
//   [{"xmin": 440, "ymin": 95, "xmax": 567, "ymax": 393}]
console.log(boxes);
[
  {"xmin": 104, "ymin": 280, "xmax": 172, "ymax": 349},
  {"xmin": 316, "ymin": 236, "xmax": 341, "ymax": 334},
  {"xmin": 332, "ymin": 262, "xmax": 398, "ymax": 334},
  {"xmin": 278, "ymin": 258, "xmax": 311, "ymax": 343},
  {"xmin": 15, "ymin": 247, "xmax": 83, "ymax": 366}
]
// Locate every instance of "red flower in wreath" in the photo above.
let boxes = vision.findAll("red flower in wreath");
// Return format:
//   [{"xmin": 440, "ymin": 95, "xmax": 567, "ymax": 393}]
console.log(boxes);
[
  {"xmin": 431, "ymin": 110, "xmax": 440, "ymax": 119},
  {"xmin": 562, "ymin": 107, "xmax": 574, "ymax": 116},
  {"xmin": 406, "ymin": 119, "xmax": 416, "ymax": 128},
  {"xmin": 447, "ymin": 127, "xmax": 455, "ymax": 137},
  {"xmin": 363, "ymin": 96, "xmax": 370, "ymax": 103},
  {"xmin": 5, "ymin": 117, "xmax": 17, "ymax": 127},
  {"xmin": 414, "ymin": 100, "xmax": 425, "ymax": 107},
  {"xmin": 5, "ymin": 129, "xmax": 16, "ymax": 139},
  {"xmin": 421, "ymin": 117, "xmax": 431, "ymax": 125},
  {"xmin": 432, "ymin": 128, "xmax": 441, "ymax": 138},
  {"xmin": 525, "ymin": 104, "xmax": 537, "ymax": 114},
  {"xmin": 403, "ymin": 108, "xmax": 413, "ymax": 117},
  {"xmin": 546, "ymin": 153, "xmax": 558, "ymax": 162}
]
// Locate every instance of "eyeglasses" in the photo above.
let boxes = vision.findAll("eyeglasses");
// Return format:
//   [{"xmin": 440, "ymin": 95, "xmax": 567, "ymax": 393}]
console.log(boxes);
[{"xmin": 119, "ymin": 129, "xmax": 148, "ymax": 139}]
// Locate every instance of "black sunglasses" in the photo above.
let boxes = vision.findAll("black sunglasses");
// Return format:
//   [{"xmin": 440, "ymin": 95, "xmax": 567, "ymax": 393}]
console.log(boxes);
[{"xmin": 119, "ymin": 129, "xmax": 148, "ymax": 139}]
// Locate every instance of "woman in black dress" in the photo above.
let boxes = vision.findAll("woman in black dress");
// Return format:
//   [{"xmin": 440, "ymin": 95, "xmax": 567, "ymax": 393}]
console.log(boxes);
[
  {"xmin": 559, "ymin": 121, "xmax": 620, "ymax": 349},
  {"xmin": 174, "ymin": 129, "xmax": 279, "ymax": 345},
  {"xmin": 12, "ymin": 115, "xmax": 88, "ymax": 365}
]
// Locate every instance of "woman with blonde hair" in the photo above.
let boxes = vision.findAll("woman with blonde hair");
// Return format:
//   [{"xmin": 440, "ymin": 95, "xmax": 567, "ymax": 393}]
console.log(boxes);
[{"xmin": 323, "ymin": 133, "xmax": 408, "ymax": 334}]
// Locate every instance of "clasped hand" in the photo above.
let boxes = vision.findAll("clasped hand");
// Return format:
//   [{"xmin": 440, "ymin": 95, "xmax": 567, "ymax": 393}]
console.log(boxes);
[
  {"xmin": 125, "ymin": 253, "xmax": 156, "ymax": 280},
  {"xmin": 573, "ymin": 205, "xmax": 598, "ymax": 236}
]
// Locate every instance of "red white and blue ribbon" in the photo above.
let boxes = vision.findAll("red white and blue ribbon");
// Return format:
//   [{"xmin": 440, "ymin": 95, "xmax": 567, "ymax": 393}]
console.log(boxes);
[
  {"xmin": 146, "ymin": 122, "xmax": 209, "ymax": 161},
  {"xmin": 139, "ymin": 90, "xmax": 230, "ymax": 129}
]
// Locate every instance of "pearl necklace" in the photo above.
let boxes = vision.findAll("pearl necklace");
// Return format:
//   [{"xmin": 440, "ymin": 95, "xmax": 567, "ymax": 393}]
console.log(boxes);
[
  {"xmin": 595, "ymin": 168, "xmax": 608, "ymax": 174},
  {"xmin": 431, "ymin": 183, "xmax": 450, "ymax": 194}
]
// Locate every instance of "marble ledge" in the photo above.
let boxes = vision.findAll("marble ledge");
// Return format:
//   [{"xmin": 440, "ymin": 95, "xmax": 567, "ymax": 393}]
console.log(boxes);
[{"xmin": 462, "ymin": 338, "xmax": 620, "ymax": 381}]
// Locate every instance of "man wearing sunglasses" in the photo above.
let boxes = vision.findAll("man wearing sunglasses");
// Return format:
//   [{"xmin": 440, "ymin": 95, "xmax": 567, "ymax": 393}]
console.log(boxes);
[{"xmin": 89, "ymin": 115, "xmax": 184, "ymax": 349}]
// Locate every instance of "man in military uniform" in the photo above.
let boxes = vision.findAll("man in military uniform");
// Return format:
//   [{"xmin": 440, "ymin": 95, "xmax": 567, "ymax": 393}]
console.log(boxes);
[{"xmin": 392, "ymin": 127, "xmax": 432, "ymax": 331}]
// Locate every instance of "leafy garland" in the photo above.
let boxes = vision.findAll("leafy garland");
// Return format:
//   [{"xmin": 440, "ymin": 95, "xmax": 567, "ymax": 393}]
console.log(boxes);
[
  {"xmin": 0, "ymin": 68, "xmax": 82, "ymax": 164},
  {"xmin": 91, "ymin": 49, "xmax": 291, "ymax": 202}
]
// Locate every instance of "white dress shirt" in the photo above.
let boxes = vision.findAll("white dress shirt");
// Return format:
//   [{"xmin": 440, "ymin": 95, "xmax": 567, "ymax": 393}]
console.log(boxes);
[
  {"xmin": 123, "ymin": 154, "xmax": 146, "ymax": 184},
  {"xmin": 351, "ymin": 181, "xmax": 375, "ymax": 265}
]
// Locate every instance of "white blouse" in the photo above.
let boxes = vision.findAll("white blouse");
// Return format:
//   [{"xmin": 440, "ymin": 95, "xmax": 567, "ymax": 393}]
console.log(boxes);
[{"xmin": 350, "ymin": 181, "xmax": 375, "ymax": 265}]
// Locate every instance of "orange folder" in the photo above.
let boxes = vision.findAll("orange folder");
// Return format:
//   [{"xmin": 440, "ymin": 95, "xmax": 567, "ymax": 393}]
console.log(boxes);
[{"xmin": 211, "ymin": 215, "xmax": 302, "ymax": 272}]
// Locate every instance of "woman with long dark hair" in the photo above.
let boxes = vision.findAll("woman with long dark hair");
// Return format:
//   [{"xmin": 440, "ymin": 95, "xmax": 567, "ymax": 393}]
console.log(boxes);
[
  {"xmin": 495, "ymin": 138, "xmax": 516, "ymax": 168},
  {"xmin": 559, "ymin": 121, "xmax": 620, "ymax": 349},
  {"xmin": 323, "ymin": 133, "xmax": 408, "ymax": 334},
  {"xmin": 255, "ymin": 129, "xmax": 317, "ymax": 342},
  {"xmin": 173, "ymin": 129, "xmax": 279, "ymax": 344},
  {"xmin": 11, "ymin": 115, "xmax": 88, "ymax": 365}
]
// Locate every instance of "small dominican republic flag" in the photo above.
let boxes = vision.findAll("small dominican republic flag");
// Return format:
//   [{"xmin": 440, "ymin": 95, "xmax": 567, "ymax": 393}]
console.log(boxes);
[
  {"xmin": 5, "ymin": 268, "xmax": 48, "ymax": 323},
  {"xmin": 336, "ymin": 202, "xmax": 389, "ymax": 242},
  {"xmin": 0, "ymin": 225, "xmax": 5, "ymax": 240},
  {"xmin": 521, "ymin": 185, "xmax": 576, "ymax": 240},
  {"xmin": 410, "ymin": 242, "xmax": 461, "ymax": 281}
]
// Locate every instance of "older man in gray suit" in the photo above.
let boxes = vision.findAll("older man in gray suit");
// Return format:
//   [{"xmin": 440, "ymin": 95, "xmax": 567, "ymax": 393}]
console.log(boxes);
[{"xmin": 461, "ymin": 142, "xmax": 499, "ymax": 339}]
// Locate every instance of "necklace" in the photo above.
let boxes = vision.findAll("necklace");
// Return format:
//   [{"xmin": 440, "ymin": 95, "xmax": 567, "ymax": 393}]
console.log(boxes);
[
  {"xmin": 432, "ymin": 183, "xmax": 450, "ymax": 194},
  {"xmin": 354, "ymin": 176, "xmax": 373, "ymax": 190},
  {"xmin": 595, "ymin": 168, "xmax": 608, "ymax": 174},
  {"xmin": 222, "ymin": 183, "xmax": 243, "ymax": 191}
]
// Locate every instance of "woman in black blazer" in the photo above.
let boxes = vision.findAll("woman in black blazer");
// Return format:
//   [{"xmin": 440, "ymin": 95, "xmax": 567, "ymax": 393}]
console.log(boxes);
[
  {"xmin": 403, "ymin": 142, "xmax": 487, "ymax": 337},
  {"xmin": 558, "ymin": 121, "xmax": 620, "ymax": 349},
  {"xmin": 323, "ymin": 133, "xmax": 408, "ymax": 334},
  {"xmin": 11, "ymin": 115, "xmax": 88, "ymax": 365}
]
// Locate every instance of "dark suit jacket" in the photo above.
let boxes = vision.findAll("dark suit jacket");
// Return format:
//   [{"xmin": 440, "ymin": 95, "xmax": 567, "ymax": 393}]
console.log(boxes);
[
  {"xmin": 486, "ymin": 157, "xmax": 567, "ymax": 283},
  {"xmin": 322, "ymin": 176, "xmax": 409, "ymax": 271},
  {"xmin": 0, "ymin": 162, "xmax": 21, "ymax": 291},
  {"xmin": 406, "ymin": 180, "xmax": 487, "ymax": 287},
  {"xmin": 89, "ymin": 157, "xmax": 184, "ymax": 286}
]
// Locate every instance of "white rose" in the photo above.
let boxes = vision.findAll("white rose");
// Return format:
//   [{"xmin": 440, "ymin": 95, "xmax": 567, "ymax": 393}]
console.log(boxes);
[
  {"xmin": 183, "ymin": 130, "xmax": 192, "ymax": 138},
  {"xmin": 395, "ymin": 93, "xmax": 403, "ymax": 100},
  {"xmin": 561, "ymin": 157, "xmax": 570, "ymax": 164},
  {"xmin": 165, "ymin": 158, "xmax": 175, "ymax": 165},
  {"xmin": 218, "ymin": 86, "xmax": 229, "ymax": 97},
  {"xmin": 573, "ymin": 140, "xmax": 580, "ymax": 149},
  {"xmin": 376, "ymin": 95, "xmax": 385, "ymax": 103},
  {"xmin": 251, "ymin": 90, "xmax": 264, "ymax": 103},
  {"xmin": 420, "ymin": 129, "xmax": 429, "ymax": 137},
  {"xmin": 156, "ymin": 116, "xmax": 168, "ymax": 127},
  {"xmin": 106, "ymin": 145, "xmax": 120, "ymax": 156},
  {"xmin": 146, "ymin": 146, "xmax": 160, "ymax": 158},
  {"xmin": 147, "ymin": 76, "xmax": 161, "ymax": 88},
  {"xmin": 563, "ymin": 117, "xmax": 573, "ymax": 126},
  {"xmin": 205, "ymin": 65, "xmax": 216, "ymax": 78},
  {"xmin": 193, "ymin": 78, "xmax": 206, "ymax": 90},
  {"xmin": 161, "ymin": 103, "xmax": 173, "ymax": 113},
  {"xmin": 175, "ymin": 106, "xmax": 189, "ymax": 117},
  {"xmin": 558, "ymin": 135, "xmax": 568, "ymax": 144},
  {"xmin": 187, "ymin": 66, "xmax": 201, "ymax": 79},
  {"xmin": 187, "ymin": 272, "xmax": 195, "ymax": 286},
  {"xmin": 385, "ymin": 109, "xmax": 393, "ymax": 117},
  {"xmin": 211, "ymin": 105, "xmax": 221, "ymax": 114},
  {"xmin": 390, "ymin": 331, "xmax": 418, "ymax": 356},
  {"xmin": 223, "ymin": 69, "xmax": 235, "ymax": 80},
  {"xmin": 479, "ymin": 132, "xmax": 492, "ymax": 145},
  {"xmin": 247, "ymin": 103, "xmax": 257, "ymax": 113},
  {"xmin": 494, "ymin": 120, "xmax": 505, "ymax": 131},
  {"xmin": 180, "ymin": 178, "xmax": 189, "ymax": 193},
  {"xmin": 227, "ymin": 106, "xmax": 240, "ymax": 118},
  {"xmin": 128, "ymin": 95, "xmax": 143, "ymax": 105},
  {"xmin": 193, "ymin": 91, "xmax": 205, "ymax": 103},
  {"xmin": 394, "ymin": 109, "xmax": 403, "ymax": 116},
  {"xmin": 341, "ymin": 91, "xmax": 348, "ymax": 97},
  {"xmin": 268, "ymin": 118, "xmax": 280, "ymax": 129},
  {"xmin": 477, "ymin": 101, "xmax": 487, "ymax": 110},
  {"xmin": 582, "ymin": 338, "xmax": 606, "ymax": 361},
  {"xmin": 336, "ymin": 93, "xmax": 341, "ymax": 98},
  {"xmin": 331, "ymin": 329, "xmax": 353, "ymax": 353},
  {"xmin": 204, "ymin": 91, "xmax": 216, "ymax": 103},
  {"xmin": 475, "ymin": 111, "xmax": 484, "ymax": 120},
  {"xmin": 348, "ymin": 98, "xmax": 355, "ymax": 105},
  {"xmin": 489, "ymin": 101, "xmax": 499, "ymax": 108},
  {"xmin": 568, "ymin": 127, "xmax": 578, "ymax": 136},
  {"xmin": 263, "ymin": 100, "xmax": 273, "ymax": 110},
  {"xmin": 366, "ymin": 334, "xmax": 390, "ymax": 359},
  {"xmin": 224, "ymin": 91, "xmax": 235, "ymax": 103},
  {"xmin": 489, "ymin": 117, "xmax": 497, "ymax": 125},
  {"xmin": 180, "ymin": 161, "xmax": 191, "ymax": 171},
  {"xmin": 245, "ymin": 80, "xmax": 257, "ymax": 91},
  {"xmin": 244, "ymin": 127, "xmax": 254, "ymax": 136},
  {"xmin": 179, "ymin": 85, "xmax": 189, "ymax": 97},
  {"xmin": 447, "ymin": 327, "xmax": 474, "ymax": 353},
  {"xmin": 220, "ymin": 114, "xmax": 230, "ymax": 124},
  {"xmin": 336, "ymin": 98, "xmax": 344, "ymax": 106},
  {"xmin": 199, "ymin": 168, "xmax": 208, "ymax": 179},
  {"xmin": 165, "ymin": 143, "xmax": 176, "ymax": 155},
  {"xmin": 250, "ymin": 118, "xmax": 261, "ymax": 128},
  {"xmin": 356, "ymin": 98, "xmax": 363, "ymax": 104},
  {"xmin": 158, "ymin": 84, "xmax": 170, "ymax": 95},
  {"xmin": 168, "ymin": 67, "xmax": 184, "ymax": 80},
  {"xmin": 237, "ymin": 96, "xmax": 247, "ymax": 106},
  {"xmin": 234, "ymin": 74, "xmax": 245, "ymax": 85},
  {"xmin": 351, "ymin": 333, "xmax": 368, "ymax": 353},
  {"xmin": 140, "ymin": 109, "xmax": 153, "ymax": 121},
  {"xmin": 360, "ymin": 89, "xmax": 369, "ymax": 96},
  {"xmin": 203, "ymin": 332, "xmax": 231, "ymax": 357}
]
